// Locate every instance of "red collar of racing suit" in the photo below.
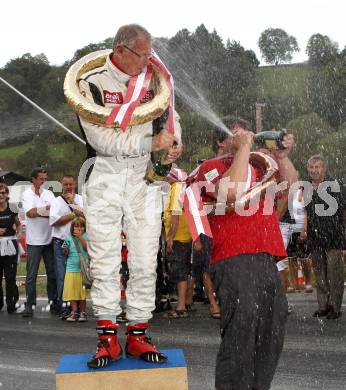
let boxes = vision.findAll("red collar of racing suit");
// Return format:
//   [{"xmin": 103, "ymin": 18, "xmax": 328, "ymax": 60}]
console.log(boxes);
[{"xmin": 110, "ymin": 55, "xmax": 129, "ymax": 77}]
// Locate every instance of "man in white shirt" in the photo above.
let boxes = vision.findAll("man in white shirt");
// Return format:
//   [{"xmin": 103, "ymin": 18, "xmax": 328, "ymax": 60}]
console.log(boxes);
[
  {"xmin": 49, "ymin": 175, "xmax": 84, "ymax": 316},
  {"xmin": 21, "ymin": 168, "xmax": 57, "ymax": 317}
]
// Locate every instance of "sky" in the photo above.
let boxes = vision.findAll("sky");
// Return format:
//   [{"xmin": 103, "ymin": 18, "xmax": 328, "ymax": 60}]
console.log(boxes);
[{"xmin": 1, "ymin": 0, "xmax": 345, "ymax": 67}]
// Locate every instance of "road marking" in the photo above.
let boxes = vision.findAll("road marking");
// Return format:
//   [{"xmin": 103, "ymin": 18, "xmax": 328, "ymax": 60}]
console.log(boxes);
[{"xmin": 0, "ymin": 364, "xmax": 54, "ymax": 374}]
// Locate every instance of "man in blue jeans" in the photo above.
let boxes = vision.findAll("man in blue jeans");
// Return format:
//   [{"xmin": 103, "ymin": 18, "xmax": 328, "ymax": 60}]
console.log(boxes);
[
  {"xmin": 21, "ymin": 168, "xmax": 57, "ymax": 317},
  {"xmin": 49, "ymin": 175, "xmax": 84, "ymax": 317}
]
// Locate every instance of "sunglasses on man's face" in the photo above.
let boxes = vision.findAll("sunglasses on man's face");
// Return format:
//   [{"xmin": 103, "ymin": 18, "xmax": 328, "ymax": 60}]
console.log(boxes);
[{"xmin": 0, "ymin": 191, "xmax": 8, "ymax": 195}]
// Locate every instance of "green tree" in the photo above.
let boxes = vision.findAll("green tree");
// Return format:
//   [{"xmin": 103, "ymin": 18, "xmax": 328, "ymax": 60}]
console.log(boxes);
[
  {"xmin": 0, "ymin": 53, "xmax": 51, "ymax": 116},
  {"xmin": 319, "ymin": 126, "xmax": 346, "ymax": 181},
  {"xmin": 307, "ymin": 55, "xmax": 346, "ymax": 127},
  {"xmin": 38, "ymin": 66, "xmax": 66, "ymax": 110},
  {"xmin": 222, "ymin": 40, "xmax": 258, "ymax": 118},
  {"xmin": 16, "ymin": 133, "xmax": 54, "ymax": 177},
  {"xmin": 258, "ymin": 28, "xmax": 299, "ymax": 65},
  {"xmin": 286, "ymin": 113, "xmax": 332, "ymax": 177},
  {"xmin": 164, "ymin": 25, "xmax": 258, "ymax": 123},
  {"xmin": 67, "ymin": 38, "xmax": 113, "ymax": 65},
  {"xmin": 3, "ymin": 53, "xmax": 51, "ymax": 98},
  {"xmin": 306, "ymin": 34, "xmax": 338, "ymax": 66},
  {"xmin": 168, "ymin": 29, "xmax": 191, "ymax": 47}
]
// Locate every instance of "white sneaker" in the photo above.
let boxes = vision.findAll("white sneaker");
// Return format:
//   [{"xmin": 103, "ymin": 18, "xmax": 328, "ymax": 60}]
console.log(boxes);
[
  {"xmin": 16, "ymin": 305, "xmax": 26, "ymax": 314},
  {"xmin": 78, "ymin": 312, "xmax": 87, "ymax": 322},
  {"xmin": 66, "ymin": 312, "xmax": 79, "ymax": 322}
]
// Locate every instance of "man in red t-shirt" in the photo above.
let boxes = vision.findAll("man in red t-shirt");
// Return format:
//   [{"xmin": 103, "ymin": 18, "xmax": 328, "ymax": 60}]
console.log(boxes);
[{"xmin": 195, "ymin": 117, "xmax": 297, "ymax": 390}]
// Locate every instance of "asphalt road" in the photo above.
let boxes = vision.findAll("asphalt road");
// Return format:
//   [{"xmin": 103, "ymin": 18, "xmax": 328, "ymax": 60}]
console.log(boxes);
[{"xmin": 0, "ymin": 292, "xmax": 345, "ymax": 390}]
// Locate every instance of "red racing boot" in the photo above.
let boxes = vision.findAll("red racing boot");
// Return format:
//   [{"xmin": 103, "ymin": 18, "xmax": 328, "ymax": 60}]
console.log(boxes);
[
  {"xmin": 125, "ymin": 323, "xmax": 167, "ymax": 363},
  {"xmin": 87, "ymin": 320, "xmax": 123, "ymax": 368}
]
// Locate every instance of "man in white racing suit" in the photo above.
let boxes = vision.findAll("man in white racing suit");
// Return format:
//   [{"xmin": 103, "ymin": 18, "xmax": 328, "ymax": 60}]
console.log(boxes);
[{"xmin": 77, "ymin": 24, "xmax": 182, "ymax": 368}]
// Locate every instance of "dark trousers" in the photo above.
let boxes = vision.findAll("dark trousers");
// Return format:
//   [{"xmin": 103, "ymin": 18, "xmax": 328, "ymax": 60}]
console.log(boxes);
[
  {"xmin": 0, "ymin": 252, "xmax": 18, "ymax": 309},
  {"xmin": 53, "ymin": 238, "xmax": 68, "ymax": 308},
  {"xmin": 311, "ymin": 249, "xmax": 344, "ymax": 312},
  {"xmin": 167, "ymin": 241, "xmax": 192, "ymax": 284},
  {"xmin": 210, "ymin": 253, "xmax": 288, "ymax": 390},
  {"xmin": 25, "ymin": 243, "xmax": 57, "ymax": 307}
]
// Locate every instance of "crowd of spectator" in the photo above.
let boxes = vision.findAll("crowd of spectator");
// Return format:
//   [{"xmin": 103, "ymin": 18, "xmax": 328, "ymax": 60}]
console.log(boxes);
[
  {"xmin": 0, "ymin": 148, "xmax": 345, "ymax": 326},
  {"xmin": 0, "ymin": 124, "xmax": 345, "ymax": 390}
]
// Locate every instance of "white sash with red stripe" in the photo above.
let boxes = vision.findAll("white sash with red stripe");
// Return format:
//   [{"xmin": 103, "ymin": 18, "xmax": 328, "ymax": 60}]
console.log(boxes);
[
  {"xmin": 181, "ymin": 162, "xmax": 253, "ymax": 241},
  {"xmin": 150, "ymin": 51, "xmax": 175, "ymax": 135},
  {"xmin": 106, "ymin": 51, "xmax": 175, "ymax": 135},
  {"xmin": 105, "ymin": 66, "xmax": 153, "ymax": 129},
  {"xmin": 183, "ymin": 184, "xmax": 213, "ymax": 241},
  {"xmin": 168, "ymin": 167, "xmax": 213, "ymax": 241}
]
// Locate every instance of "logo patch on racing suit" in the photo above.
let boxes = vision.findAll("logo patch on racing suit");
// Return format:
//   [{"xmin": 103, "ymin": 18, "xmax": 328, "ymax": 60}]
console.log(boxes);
[
  {"xmin": 103, "ymin": 90, "xmax": 124, "ymax": 104},
  {"xmin": 204, "ymin": 168, "xmax": 219, "ymax": 183}
]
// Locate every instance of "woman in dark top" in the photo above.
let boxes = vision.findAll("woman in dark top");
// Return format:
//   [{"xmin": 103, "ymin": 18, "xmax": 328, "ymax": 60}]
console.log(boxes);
[{"xmin": 0, "ymin": 183, "xmax": 22, "ymax": 313}]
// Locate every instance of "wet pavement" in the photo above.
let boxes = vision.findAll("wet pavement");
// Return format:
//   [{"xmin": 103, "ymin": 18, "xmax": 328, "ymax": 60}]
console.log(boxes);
[{"xmin": 0, "ymin": 291, "xmax": 345, "ymax": 390}]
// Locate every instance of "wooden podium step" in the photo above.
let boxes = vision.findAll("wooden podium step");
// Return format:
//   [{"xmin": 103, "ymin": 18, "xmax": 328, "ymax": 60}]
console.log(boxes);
[{"xmin": 56, "ymin": 349, "xmax": 188, "ymax": 390}]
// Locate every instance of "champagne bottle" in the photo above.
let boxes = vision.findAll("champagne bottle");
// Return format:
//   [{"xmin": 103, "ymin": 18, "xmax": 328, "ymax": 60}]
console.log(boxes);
[
  {"xmin": 146, "ymin": 154, "xmax": 172, "ymax": 182},
  {"xmin": 254, "ymin": 130, "xmax": 285, "ymax": 150}
]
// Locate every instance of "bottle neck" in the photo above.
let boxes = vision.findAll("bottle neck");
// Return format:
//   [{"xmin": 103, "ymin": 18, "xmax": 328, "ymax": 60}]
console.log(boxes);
[
  {"xmin": 254, "ymin": 131, "xmax": 284, "ymax": 150},
  {"xmin": 153, "ymin": 156, "xmax": 172, "ymax": 177}
]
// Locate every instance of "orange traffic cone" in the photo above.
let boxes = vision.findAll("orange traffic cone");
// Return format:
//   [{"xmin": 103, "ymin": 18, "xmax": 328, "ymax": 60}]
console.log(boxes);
[{"xmin": 297, "ymin": 261, "xmax": 305, "ymax": 287}]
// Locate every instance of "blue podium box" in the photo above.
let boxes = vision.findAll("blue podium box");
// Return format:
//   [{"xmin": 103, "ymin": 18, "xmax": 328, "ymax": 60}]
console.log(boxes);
[{"xmin": 56, "ymin": 349, "xmax": 188, "ymax": 390}]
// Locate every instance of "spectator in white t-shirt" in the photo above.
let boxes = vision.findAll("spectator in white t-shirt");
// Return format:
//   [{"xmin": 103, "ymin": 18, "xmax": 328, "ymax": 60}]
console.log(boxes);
[
  {"xmin": 21, "ymin": 168, "xmax": 57, "ymax": 317},
  {"xmin": 49, "ymin": 175, "xmax": 84, "ymax": 317}
]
